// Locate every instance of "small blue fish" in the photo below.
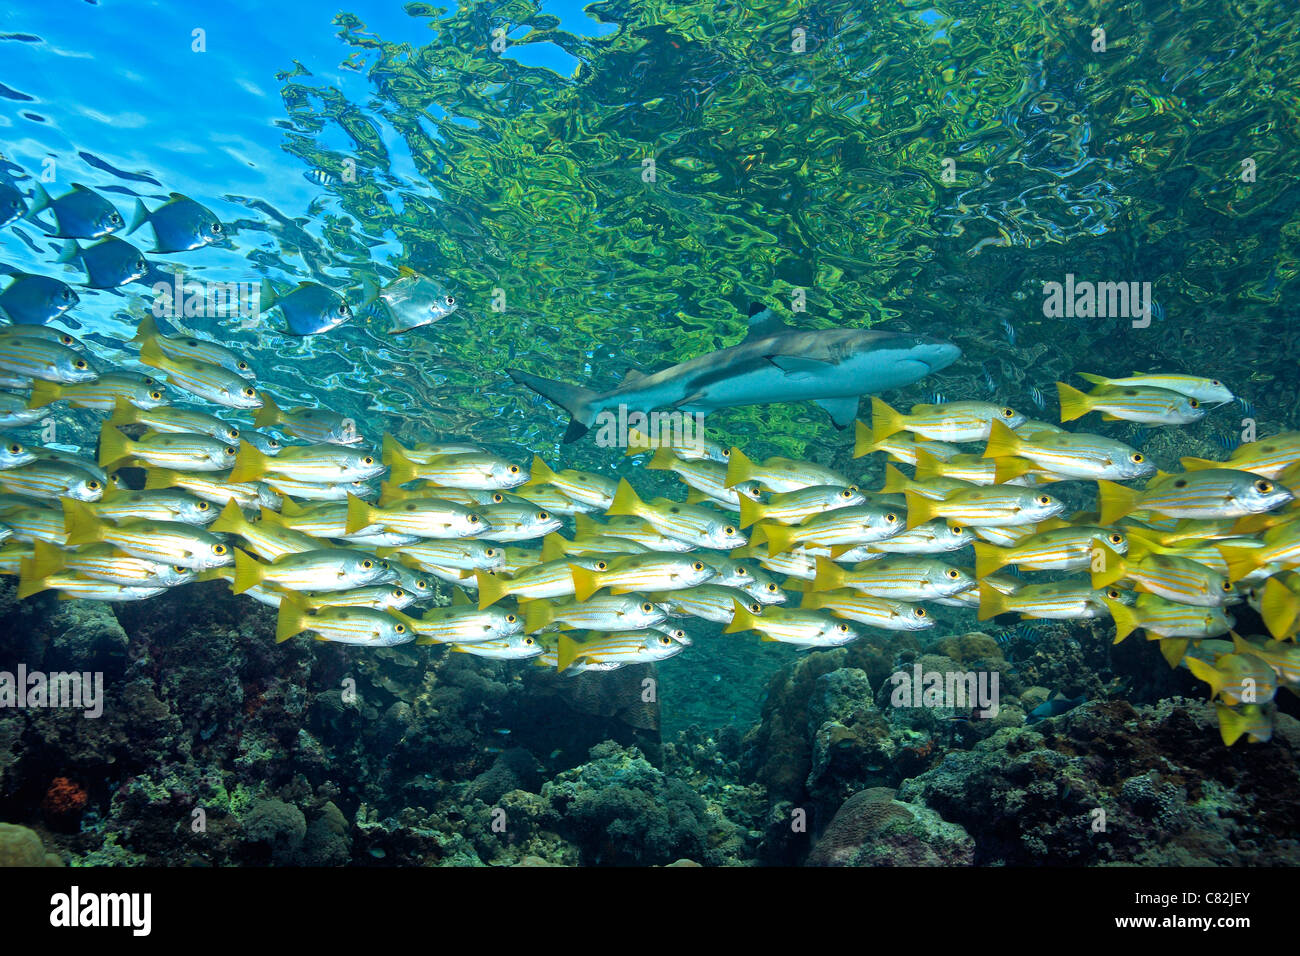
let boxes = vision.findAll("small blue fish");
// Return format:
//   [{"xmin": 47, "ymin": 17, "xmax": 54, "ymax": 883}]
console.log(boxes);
[
  {"xmin": 1236, "ymin": 396, "xmax": 1257, "ymax": 419},
  {"xmin": 28, "ymin": 182, "xmax": 124, "ymax": 239},
  {"xmin": 1029, "ymin": 385, "xmax": 1046, "ymax": 410},
  {"xmin": 0, "ymin": 272, "xmax": 79, "ymax": 324},
  {"xmin": 980, "ymin": 362, "xmax": 997, "ymax": 395},
  {"xmin": 925, "ymin": 390, "xmax": 947, "ymax": 406},
  {"xmin": 1000, "ymin": 317, "xmax": 1016, "ymax": 346},
  {"xmin": 0, "ymin": 182, "xmax": 26, "ymax": 228},
  {"xmin": 128, "ymin": 192, "xmax": 225, "ymax": 253},
  {"xmin": 1210, "ymin": 431, "xmax": 1240, "ymax": 454},
  {"xmin": 260, "ymin": 278, "xmax": 352, "ymax": 335},
  {"xmin": 57, "ymin": 236, "xmax": 150, "ymax": 289},
  {"xmin": 1026, "ymin": 693, "xmax": 1085, "ymax": 724}
]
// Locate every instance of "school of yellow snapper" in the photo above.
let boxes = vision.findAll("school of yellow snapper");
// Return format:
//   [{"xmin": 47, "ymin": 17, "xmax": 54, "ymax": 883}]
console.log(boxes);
[{"xmin": 1, "ymin": 314, "xmax": 1299, "ymax": 746}]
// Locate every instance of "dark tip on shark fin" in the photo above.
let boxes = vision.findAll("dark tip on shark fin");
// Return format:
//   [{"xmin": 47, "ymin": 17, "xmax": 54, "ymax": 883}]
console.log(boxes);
[
  {"xmin": 562, "ymin": 420, "xmax": 590, "ymax": 443},
  {"xmin": 748, "ymin": 302, "xmax": 766, "ymax": 317}
]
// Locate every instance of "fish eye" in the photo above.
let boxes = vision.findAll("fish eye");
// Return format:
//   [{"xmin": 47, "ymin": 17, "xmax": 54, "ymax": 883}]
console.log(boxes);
[
  {"xmin": 395, "ymin": 623, "xmax": 406, "ymax": 633},
  {"xmin": 951, "ymin": 525, "xmax": 963, "ymax": 534},
  {"xmin": 915, "ymin": 607, "xmax": 927, "ymax": 618},
  {"xmin": 485, "ymin": 548, "xmax": 497, "ymax": 557},
  {"xmin": 721, "ymin": 449, "xmax": 730, "ymax": 458},
  {"xmin": 492, "ymin": 493, "xmax": 504, "ymax": 503},
  {"xmin": 839, "ymin": 490, "xmax": 852, "ymax": 499},
  {"xmin": 213, "ymin": 544, "xmax": 227, "ymax": 555},
  {"xmin": 596, "ymin": 561, "xmax": 608, "ymax": 571},
  {"xmin": 468, "ymin": 514, "xmax": 480, "ymax": 524},
  {"xmin": 339, "ymin": 303, "xmax": 351, "ymax": 317},
  {"xmin": 1222, "ymin": 581, "xmax": 1234, "ymax": 592},
  {"xmin": 109, "ymin": 211, "xmax": 122, "ymax": 225},
  {"xmin": 59, "ymin": 334, "xmax": 73, "ymax": 345},
  {"xmin": 1107, "ymin": 588, "xmax": 1121, "ymax": 599},
  {"xmin": 506, "ymin": 613, "xmax": 517, "ymax": 623},
  {"xmin": 538, "ymin": 512, "xmax": 550, "ymax": 520},
  {"xmin": 391, "ymin": 589, "xmax": 403, "ymax": 598},
  {"xmin": 1255, "ymin": 480, "xmax": 1274, "ymax": 493},
  {"xmin": 136, "ymin": 259, "xmax": 146, "ymax": 270},
  {"xmin": 1211, "ymin": 380, "xmax": 1221, "ymax": 386},
  {"xmin": 363, "ymin": 456, "xmax": 374, "ymax": 465},
  {"xmin": 74, "ymin": 359, "xmax": 87, "ymax": 369},
  {"xmin": 1131, "ymin": 453, "xmax": 1144, "ymax": 463},
  {"xmin": 229, "ymin": 428, "xmax": 240, "ymax": 439},
  {"xmin": 735, "ymin": 567, "xmax": 748, "ymax": 576},
  {"xmin": 766, "ymin": 583, "xmax": 777, "ymax": 592},
  {"xmin": 946, "ymin": 569, "xmax": 959, "ymax": 579},
  {"xmin": 1001, "ymin": 407, "xmax": 1015, "ymax": 417},
  {"xmin": 415, "ymin": 579, "xmax": 428, "ymax": 590},
  {"xmin": 173, "ymin": 566, "xmax": 187, "ymax": 574},
  {"xmin": 243, "ymin": 388, "xmax": 256, "ymax": 397},
  {"xmin": 87, "ymin": 480, "xmax": 100, "ymax": 490},
  {"xmin": 268, "ymin": 439, "xmax": 280, "ymax": 449},
  {"xmin": 692, "ymin": 562, "xmax": 704, "ymax": 571},
  {"xmin": 446, "ymin": 296, "xmax": 455, "ymax": 306},
  {"xmin": 524, "ymin": 637, "xmax": 535, "ymax": 646},
  {"xmin": 6, "ymin": 443, "xmax": 19, "ymax": 453},
  {"xmin": 197, "ymin": 501, "xmax": 210, "ymax": 510},
  {"xmin": 224, "ymin": 446, "xmax": 236, "ymax": 455},
  {"xmin": 725, "ymin": 526, "xmax": 736, "ymax": 535},
  {"xmin": 885, "ymin": 513, "xmax": 898, "ymax": 524},
  {"xmin": 238, "ymin": 361, "xmax": 248, "ymax": 370},
  {"xmin": 641, "ymin": 602, "xmax": 653, "ymax": 612},
  {"xmin": 508, "ymin": 465, "xmax": 520, "ymax": 474},
  {"xmin": 659, "ymin": 635, "xmax": 672, "ymax": 645},
  {"xmin": 361, "ymin": 559, "xmax": 373, "ymax": 569},
  {"xmin": 1109, "ymin": 533, "xmax": 1123, "ymax": 544},
  {"xmin": 1189, "ymin": 398, "xmax": 1200, "ymax": 408},
  {"xmin": 836, "ymin": 623, "xmax": 849, "ymax": 633},
  {"xmin": 211, "ymin": 222, "xmax": 223, "ymax": 234},
  {"xmin": 1037, "ymin": 495, "xmax": 1051, "ymax": 505},
  {"xmin": 149, "ymin": 390, "xmax": 163, "ymax": 400}
]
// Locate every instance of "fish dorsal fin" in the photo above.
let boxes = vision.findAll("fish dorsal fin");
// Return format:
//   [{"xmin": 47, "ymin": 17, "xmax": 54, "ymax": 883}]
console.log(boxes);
[
  {"xmin": 397, "ymin": 265, "xmax": 422, "ymax": 278},
  {"xmin": 743, "ymin": 303, "xmax": 789, "ymax": 341}
]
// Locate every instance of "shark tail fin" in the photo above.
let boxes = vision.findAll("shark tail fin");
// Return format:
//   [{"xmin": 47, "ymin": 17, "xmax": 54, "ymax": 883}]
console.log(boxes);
[{"xmin": 507, "ymin": 369, "xmax": 600, "ymax": 443}]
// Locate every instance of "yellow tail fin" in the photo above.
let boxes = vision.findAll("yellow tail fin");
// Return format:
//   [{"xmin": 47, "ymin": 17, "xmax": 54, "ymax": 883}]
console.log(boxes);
[
  {"xmin": 605, "ymin": 478, "xmax": 644, "ymax": 519},
  {"xmin": 1159, "ymin": 638, "xmax": 1189, "ymax": 669},
  {"xmin": 523, "ymin": 454, "xmax": 557, "ymax": 488},
  {"xmin": 62, "ymin": 499, "xmax": 105, "ymax": 547},
  {"xmin": 870, "ymin": 397, "xmax": 905, "ymax": 444},
  {"xmin": 1105, "ymin": 596, "xmax": 1139, "ymax": 644},
  {"xmin": 1261, "ymin": 577, "xmax": 1299, "ymax": 639},
  {"xmin": 253, "ymin": 392, "xmax": 282, "ymax": 429},
  {"xmin": 903, "ymin": 490, "xmax": 937, "ymax": 530},
  {"xmin": 540, "ymin": 533, "xmax": 567, "ymax": 563},
  {"xmin": 523, "ymin": 599, "xmax": 554, "ymax": 633},
  {"xmin": 1089, "ymin": 543, "xmax": 1127, "ymax": 589},
  {"xmin": 879, "ymin": 463, "xmax": 910, "ymax": 495},
  {"xmin": 132, "ymin": 313, "xmax": 160, "ymax": 344},
  {"xmin": 973, "ymin": 541, "xmax": 1008, "ymax": 580},
  {"xmin": 1215, "ymin": 703, "xmax": 1248, "ymax": 746},
  {"xmin": 227, "ymin": 440, "xmax": 269, "ymax": 484},
  {"xmin": 759, "ymin": 522, "xmax": 798, "ymax": 555},
  {"xmin": 384, "ymin": 442, "xmax": 419, "ymax": 486},
  {"xmin": 209, "ymin": 499, "xmax": 248, "ymax": 536},
  {"xmin": 137, "ymin": 337, "xmax": 170, "ymax": 372},
  {"xmin": 97, "ymin": 424, "xmax": 134, "ymax": 469},
  {"xmin": 646, "ymin": 447, "xmax": 676, "ymax": 471},
  {"xmin": 107, "ymin": 397, "xmax": 142, "ymax": 429},
  {"xmin": 142, "ymin": 467, "xmax": 179, "ymax": 491},
  {"xmin": 982, "ymin": 418, "xmax": 1022, "ymax": 460},
  {"xmin": 799, "ymin": 591, "xmax": 827, "ymax": 610},
  {"xmin": 1056, "ymin": 381, "xmax": 1092, "ymax": 422},
  {"xmin": 1095, "ymin": 479, "xmax": 1140, "ymax": 526},
  {"xmin": 574, "ymin": 513, "xmax": 599, "ymax": 538},
  {"xmin": 569, "ymin": 563, "xmax": 600, "ymax": 602},
  {"xmin": 993, "ymin": 457, "xmax": 1036, "ymax": 483},
  {"xmin": 27, "ymin": 380, "xmax": 63, "ymax": 410},
  {"xmin": 28, "ymin": 540, "xmax": 67, "ymax": 581},
  {"xmin": 913, "ymin": 450, "xmax": 943, "ymax": 482},
  {"xmin": 345, "ymin": 492, "xmax": 376, "ymax": 535},
  {"xmin": 474, "ymin": 570, "xmax": 510, "ymax": 609},
  {"xmin": 231, "ymin": 547, "xmax": 267, "ymax": 595},
  {"xmin": 811, "ymin": 556, "xmax": 845, "ymax": 593},
  {"xmin": 275, "ymin": 593, "xmax": 310, "ymax": 643},
  {"xmin": 722, "ymin": 599, "xmax": 758, "ymax": 634},
  {"xmin": 976, "ymin": 581, "xmax": 1010, "ymax": 621},
  {"xmin": 852, "ymin": 419, "xmax": 873, "ymax": 459},
  {"xmin": 738, "ymin": 494, "xmax": 764, "ymax": 530},
  {"xmin": 15, "ymin": 556, "xmax": 50, "ymax": 599},
  {"xmin": 557, "ymin": 633, "xmax": 582, "ymax": 672},
  {"xmin": 1216, "ymin": 544, "xmax": 1261, "ymax": 584},
  {"xmin": 1185, "ymin": 655, "xmax": 1225, "ymax": 699},
  {"xmin": 723, "ymin": 447, "xmax": 756, "ymax": 489}
]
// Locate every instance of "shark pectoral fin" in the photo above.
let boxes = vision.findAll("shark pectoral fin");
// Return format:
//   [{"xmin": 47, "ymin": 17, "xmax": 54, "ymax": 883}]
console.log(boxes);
[
  {"xmin": 671, "ymin": 391, "xmax": 707, "ymax": 409},
  {"xmin": 764, "ymin": 355, "xmax": 835, "ymax": 374},
  {"xmin": 813, "ymin": 396, "xmax": 860, "ymax": 428}
]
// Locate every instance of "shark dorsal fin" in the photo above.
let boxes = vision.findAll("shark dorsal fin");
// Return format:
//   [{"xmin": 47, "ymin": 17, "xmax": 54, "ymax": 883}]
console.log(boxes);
[
  {"xmin": 743, "ymin": 303, "xmax": 789, "ymax": 341},
  {"xmin": 620, "ymin": 368, "xmax": 648, "ymax": 387}
]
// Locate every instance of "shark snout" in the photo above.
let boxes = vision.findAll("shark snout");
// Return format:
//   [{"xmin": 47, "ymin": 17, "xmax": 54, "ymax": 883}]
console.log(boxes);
[{"xmin": 912, "ymin": 337, "xmax": 962, "ymax": 372}]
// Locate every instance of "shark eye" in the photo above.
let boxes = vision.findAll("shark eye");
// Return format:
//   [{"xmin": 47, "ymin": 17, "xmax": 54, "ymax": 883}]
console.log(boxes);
[
  {"xmin": 1131, "ymin": 453, "xmax": 1144, "ymax": 463},
  {"xmin": 1255, "ymin": 480, "xmax": 1273, "ymax": 493}
]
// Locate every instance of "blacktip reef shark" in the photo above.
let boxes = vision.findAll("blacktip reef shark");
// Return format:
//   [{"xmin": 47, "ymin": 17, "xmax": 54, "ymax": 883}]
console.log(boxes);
[{"xmin": 508, "ymin": 303, "xmax": 962, "ymax": 442}]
